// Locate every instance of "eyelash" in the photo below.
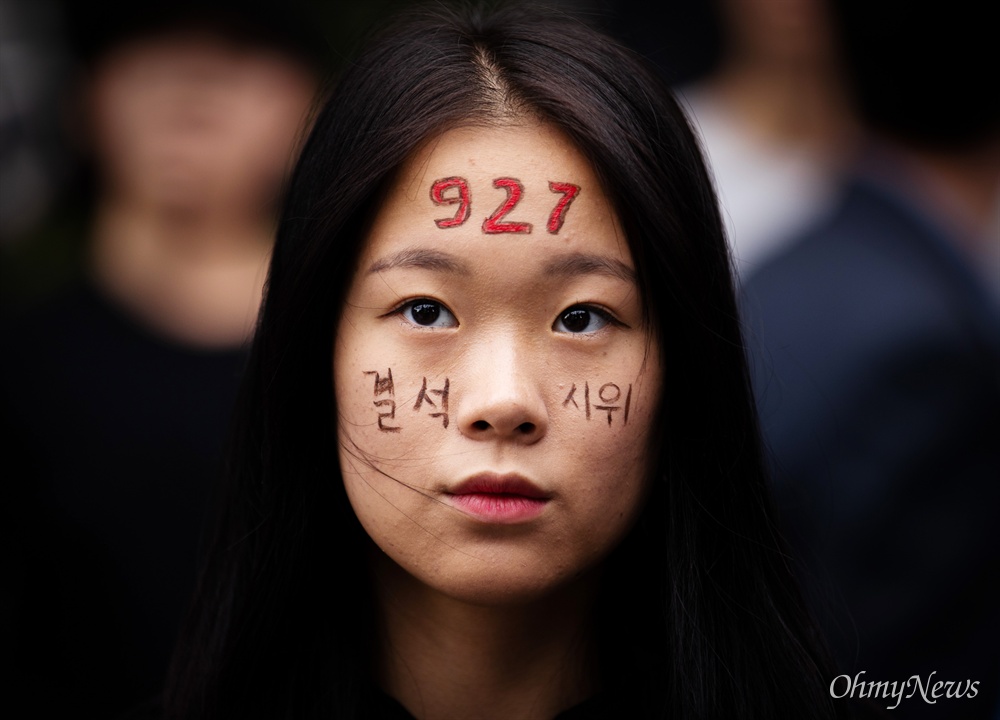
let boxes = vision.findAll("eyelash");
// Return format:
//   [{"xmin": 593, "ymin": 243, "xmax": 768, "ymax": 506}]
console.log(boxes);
[
  {"xmin": 552, "ymin": 304, "xmax": 624, "ymax": 335},
  {"xmin": 386, "ymin": 298, "xmax": 458, "ymax": 329}
]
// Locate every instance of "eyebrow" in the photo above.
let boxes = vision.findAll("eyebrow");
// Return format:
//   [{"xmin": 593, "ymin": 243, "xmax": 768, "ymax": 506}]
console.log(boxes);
[
  {"xmin": 367, "ymin": 248, "xmax": 635, "ymax": 283},
  {"xmin": 543, "ymin": 252, "xmax": 636, "ymax": 284},
  {"xmin": 368, "ymin": 248, "xmax": 471, "ymax": 275}
]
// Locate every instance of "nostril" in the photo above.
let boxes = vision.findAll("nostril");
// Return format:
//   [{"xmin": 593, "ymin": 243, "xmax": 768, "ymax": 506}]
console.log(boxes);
[
  {"xmin": 472, "ymin": 420, "xmax": 490, "ymax": 431},
  {"xmin": 516, "ymin": 422, "xmax": 536, "ymax": 434}
]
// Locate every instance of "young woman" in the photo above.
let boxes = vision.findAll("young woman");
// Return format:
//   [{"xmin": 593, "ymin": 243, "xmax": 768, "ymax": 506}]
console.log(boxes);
[{"xmin": 166, "ymin": 4, "xmax": 850, "ymax": 718}]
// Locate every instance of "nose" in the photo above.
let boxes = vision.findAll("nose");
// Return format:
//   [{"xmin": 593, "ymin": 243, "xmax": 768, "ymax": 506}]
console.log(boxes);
[{"xmin": 455, "ymin": 338, "xmax": 548, "ymax": 444}]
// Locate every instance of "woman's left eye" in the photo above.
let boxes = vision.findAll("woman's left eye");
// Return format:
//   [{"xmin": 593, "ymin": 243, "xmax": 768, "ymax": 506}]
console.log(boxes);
[
  {"xmin": 396, "ymin": 299, "xmax": 458, "ymax": 328},
  {"xmin": 553, "ymin": 305, "xmax": 614, "ymax": 334}
]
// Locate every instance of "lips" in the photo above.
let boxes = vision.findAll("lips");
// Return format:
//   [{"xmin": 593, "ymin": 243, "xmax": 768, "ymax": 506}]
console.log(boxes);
[{"xmin": 447, "ymin": 473, "xmax": 550, "ymax": 523}]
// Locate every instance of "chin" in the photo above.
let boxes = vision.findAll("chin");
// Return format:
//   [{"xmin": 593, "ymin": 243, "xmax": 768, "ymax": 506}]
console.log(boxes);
[
  {"xmin": 391, "ymin": 548, "xmax": 602, "ymax": 609},
  {"xmin": 442, "ymin": 576, "xmax": 571, "ymax": 607}
]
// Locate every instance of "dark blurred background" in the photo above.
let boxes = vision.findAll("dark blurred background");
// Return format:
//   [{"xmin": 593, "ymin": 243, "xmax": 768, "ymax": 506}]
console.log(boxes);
[{"xmin": 1, "ymin": 1, "xmax": 997, "ymax": 718}]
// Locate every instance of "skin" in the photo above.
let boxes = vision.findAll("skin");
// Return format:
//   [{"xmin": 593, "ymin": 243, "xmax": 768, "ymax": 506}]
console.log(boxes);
[{"xmin": 334, "ymin": 121, "xmax": 662, "ymax": 719}]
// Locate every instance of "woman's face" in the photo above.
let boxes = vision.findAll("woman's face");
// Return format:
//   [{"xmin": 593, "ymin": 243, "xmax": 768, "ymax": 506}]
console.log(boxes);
[{"xmin": 334, "ymin": 121, "xmax": 661, "ymax": 605}]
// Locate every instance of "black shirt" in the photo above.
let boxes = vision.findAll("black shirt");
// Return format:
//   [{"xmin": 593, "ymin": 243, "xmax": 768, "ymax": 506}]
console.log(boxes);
[{"xmin": 2, "ymin": 281, "xmax": 247, "ymax": 719}]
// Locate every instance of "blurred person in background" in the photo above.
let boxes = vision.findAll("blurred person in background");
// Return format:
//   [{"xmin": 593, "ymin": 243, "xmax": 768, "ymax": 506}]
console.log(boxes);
[
  {"xmin": 676, "ymin": 0, "xmax": 858, "ymax": 276},
  {"xmin": 0, "ymin": 1, "xmax": 323, "ymax": 716},
  {"xmin": 741, "ymin": 1, "xmax": 1000, "ymax": 717}
]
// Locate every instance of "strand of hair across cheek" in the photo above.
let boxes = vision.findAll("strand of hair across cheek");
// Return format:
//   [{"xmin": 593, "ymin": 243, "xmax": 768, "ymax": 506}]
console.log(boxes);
[{"xmin": 337, "ymin": 433, "xmax": 483, "ymax": 560}]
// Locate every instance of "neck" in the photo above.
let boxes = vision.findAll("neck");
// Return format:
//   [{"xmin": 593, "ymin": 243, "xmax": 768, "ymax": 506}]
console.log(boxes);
[
  {"xmin": 89, "ymin": 196, "xmax": 274, "ymax": 348},
  {"xmin": 910, "ymin": 142, "xmax": 1000, "ymax": 245},
  {"xmin": 373, "ymin": 553, "xmax": 600, "ymax": 720},
  {"xmin": 874, "ymin": 135, "xmax": 1000, "ymax": 260}
]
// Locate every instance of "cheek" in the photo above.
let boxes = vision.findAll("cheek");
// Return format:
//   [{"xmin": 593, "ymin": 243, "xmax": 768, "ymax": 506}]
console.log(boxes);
[
  {"xmin": 334, "ymin": 349, "xmax": 469, "ymax": 586},
  {"xmin": 335, "ymin": 358, "xmax": 439, "ymax": 551},
  {"xmin": 550, "ymin": 375, "xmax": 659, "ymax": 544},
  {"xmin": 334, "ymin": 353, "xmax": 453, "ymax": 485}
]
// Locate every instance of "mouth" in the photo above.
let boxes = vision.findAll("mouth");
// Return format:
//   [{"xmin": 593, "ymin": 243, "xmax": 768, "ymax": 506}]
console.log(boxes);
[{"xmin": 446, "ymin": 473, "xmax": 550, "ymax": 523}]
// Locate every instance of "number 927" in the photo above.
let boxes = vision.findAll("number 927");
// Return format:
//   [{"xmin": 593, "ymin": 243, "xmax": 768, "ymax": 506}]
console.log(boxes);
[{"xmin": 430, "ymin": 176, "xmax": 580, "ymax": 235}]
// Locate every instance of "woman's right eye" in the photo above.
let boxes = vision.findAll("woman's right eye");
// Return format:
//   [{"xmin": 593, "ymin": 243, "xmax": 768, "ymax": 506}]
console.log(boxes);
[{"xmin": 396, "ymin": 299, "xmax": 458, "ymax": 328}]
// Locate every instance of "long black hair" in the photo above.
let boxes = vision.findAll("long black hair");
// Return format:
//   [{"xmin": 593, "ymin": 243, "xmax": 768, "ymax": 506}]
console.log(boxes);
[{"xmin": 166, "ymin": 4, "xmax": 845, "ymax": 718}]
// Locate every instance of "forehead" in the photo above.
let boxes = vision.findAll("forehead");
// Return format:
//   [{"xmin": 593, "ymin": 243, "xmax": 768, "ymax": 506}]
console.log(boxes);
[{"xmin": 360, "ymin": 122, "xmax": 631, "ymax": 270}]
